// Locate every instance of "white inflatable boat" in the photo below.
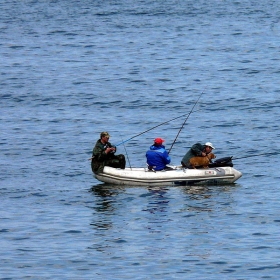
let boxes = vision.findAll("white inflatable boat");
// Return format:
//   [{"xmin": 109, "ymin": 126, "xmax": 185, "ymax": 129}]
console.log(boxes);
[{"xmin": 95, "ymin": 163, "xmax": 242, "ymax": 186}]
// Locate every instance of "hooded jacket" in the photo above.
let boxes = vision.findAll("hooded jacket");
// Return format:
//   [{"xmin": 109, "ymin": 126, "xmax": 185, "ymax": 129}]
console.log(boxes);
[{"xmin": 146, "ymin": 144, "xmax": 171, "ymax": 171}]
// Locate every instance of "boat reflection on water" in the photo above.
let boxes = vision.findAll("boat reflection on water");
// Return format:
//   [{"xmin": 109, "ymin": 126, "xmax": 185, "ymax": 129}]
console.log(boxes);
[
  {"xmin": 90, "ymin": 184, "xmax": 125, "ymax": 212},
  {"xmin": 89, "ymin": 184, "xmax": 126, "ymax": 231},
  {"xmin": 89, "ymin": 182, "xmax": 241, "ymax": 242},
  {"xmin": 90, "ymin": 182, "xmax": 239, "ymax": 213}
]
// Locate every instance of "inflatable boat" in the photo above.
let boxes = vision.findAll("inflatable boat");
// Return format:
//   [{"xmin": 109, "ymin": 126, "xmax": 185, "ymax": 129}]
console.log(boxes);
[{"xmin": 94, "ymin": 157, "xmax": 242, "ymax": 186}]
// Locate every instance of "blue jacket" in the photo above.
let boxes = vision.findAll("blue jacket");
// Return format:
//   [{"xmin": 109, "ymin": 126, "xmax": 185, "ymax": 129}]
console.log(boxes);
[{"xmin": 146, "ymin": 145, "xmax": 171, "ymax": 171}]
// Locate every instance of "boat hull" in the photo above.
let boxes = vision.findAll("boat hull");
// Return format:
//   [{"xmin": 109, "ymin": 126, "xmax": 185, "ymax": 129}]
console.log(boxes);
[{"xmin": 95, "ymin": 166, "xmax": 242, "ymax": 186}]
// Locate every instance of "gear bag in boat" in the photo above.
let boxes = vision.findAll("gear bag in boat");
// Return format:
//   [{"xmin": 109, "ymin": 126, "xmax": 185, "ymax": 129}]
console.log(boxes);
[{"xmin": 208, "ymin": 156, "xmax": 233, "ymax": 168}]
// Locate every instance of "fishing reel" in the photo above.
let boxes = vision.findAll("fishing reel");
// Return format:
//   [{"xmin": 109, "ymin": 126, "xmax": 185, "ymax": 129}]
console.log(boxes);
[{"xmin": 105, "ymin": 145, "xmax": 116, "ymax": 154}]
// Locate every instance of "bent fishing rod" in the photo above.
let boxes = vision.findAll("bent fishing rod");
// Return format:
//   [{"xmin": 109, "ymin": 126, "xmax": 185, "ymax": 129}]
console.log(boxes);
[
  {"xmin": 168, "ymin": 90, "xmax": 204, "ymax": 154},
  {"xmin": 115, "ymin": 108, "xmax": 201, "ymax": 147}
]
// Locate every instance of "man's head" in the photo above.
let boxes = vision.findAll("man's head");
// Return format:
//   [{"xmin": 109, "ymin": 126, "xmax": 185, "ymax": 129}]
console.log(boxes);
[
  {"xmin": 204, "ymin": 142, "xmax": 215, "ymax": 154},
  {"xmin": 100, "ymin": 131, "xmax": 110, "ymax": 138},
  {"xmin": 154, "ymin": 137, "xmax": 165, "ymax": 146},
  {"xmin": 100, "ymin": 132, "xmax": 110, "ymax": 143}
]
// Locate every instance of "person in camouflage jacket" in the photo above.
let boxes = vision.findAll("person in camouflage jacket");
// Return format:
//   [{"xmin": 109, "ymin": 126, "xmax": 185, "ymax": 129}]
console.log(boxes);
[{"xmin": 91, "ymin": 131, "xmax": 126, "ymax": 174}]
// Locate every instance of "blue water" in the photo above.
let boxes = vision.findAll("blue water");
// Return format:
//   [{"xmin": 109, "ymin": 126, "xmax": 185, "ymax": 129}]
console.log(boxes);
[{"xmin": 1, "ymin": 0, "xmax": 280, "ymax": 279}]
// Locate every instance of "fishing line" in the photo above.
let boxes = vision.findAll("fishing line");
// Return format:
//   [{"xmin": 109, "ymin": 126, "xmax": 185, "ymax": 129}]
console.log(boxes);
[
  {"xmin": 168, "ymin": 90, "xmax": 204, "ymax": 154},
  {"xmin": 115, "ymin": 108, "xmax": 201, "ymax": 147},
  {"xmin": 233, "ymin": 152, "xmax": 278, "ymax": 160},
  {"xmin": 121, "ymin": 135, "xmax": 132, "ymax": 170}
]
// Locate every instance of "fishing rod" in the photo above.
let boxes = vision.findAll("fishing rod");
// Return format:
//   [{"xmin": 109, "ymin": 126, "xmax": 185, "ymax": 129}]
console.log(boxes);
[
  {"xmin": 115, "ymin": 108, "xmax": 201, "ymax": 147},
  {"xmin": 168, "ymin": 90, "xmax": 204, "ymax": 154},
  {"xmin": 233, "ymin": 152, "xmax": 277, "ymax": 160}
]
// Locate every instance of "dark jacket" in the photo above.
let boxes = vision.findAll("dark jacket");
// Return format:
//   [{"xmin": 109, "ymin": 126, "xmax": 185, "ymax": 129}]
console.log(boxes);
[
  {"xmin": 92, "ymin": 139, "xmax": 116, "ymax": 162},
  {"xmin": 91, "ymin": 139, "xmax": 124, "ymax": 174},
  {"xmin": 146, "ymin": 144, "xmax": 171, "ymax": 171},
  {"xmin": 181, "ymin": 143, "xmax": 205, "ymax": 167}
]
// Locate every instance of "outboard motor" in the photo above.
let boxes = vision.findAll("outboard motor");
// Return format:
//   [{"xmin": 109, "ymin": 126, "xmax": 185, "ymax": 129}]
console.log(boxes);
[{"xmin": 208, "ymin": 156, "xmax": 233, "ymax": 168}]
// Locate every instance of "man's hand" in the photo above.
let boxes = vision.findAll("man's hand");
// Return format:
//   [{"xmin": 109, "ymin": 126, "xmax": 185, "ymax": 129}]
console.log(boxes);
[{"xmin": 106, "ymin": 147, "xmax": 116, "ymax": 154}]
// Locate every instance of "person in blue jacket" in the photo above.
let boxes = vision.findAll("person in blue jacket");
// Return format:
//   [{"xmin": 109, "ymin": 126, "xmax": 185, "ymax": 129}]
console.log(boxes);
[{"xmin": 146, "ymin": 138, "xmax": 171, "ymax": 171}]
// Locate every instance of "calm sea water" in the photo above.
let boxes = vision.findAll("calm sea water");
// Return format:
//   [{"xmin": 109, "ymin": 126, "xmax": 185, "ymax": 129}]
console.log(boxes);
[{"xmin": 1, "ymin": 0, "xmax": 280, "ymax": 279}]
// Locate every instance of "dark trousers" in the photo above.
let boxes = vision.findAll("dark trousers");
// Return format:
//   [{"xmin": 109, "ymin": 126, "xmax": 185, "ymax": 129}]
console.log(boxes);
[{"xmin": 91, "ymin": 154, "xmax": 126, "ymax": 174}]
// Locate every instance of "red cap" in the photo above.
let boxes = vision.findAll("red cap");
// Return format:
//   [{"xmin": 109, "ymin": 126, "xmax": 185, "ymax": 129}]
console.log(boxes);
[{"xmin": 154, "ymin": 138, "xmax": 164, "ymax": 145}]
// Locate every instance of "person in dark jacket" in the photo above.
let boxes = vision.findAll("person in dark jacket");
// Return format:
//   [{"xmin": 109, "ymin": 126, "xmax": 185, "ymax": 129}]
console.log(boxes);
[
  {"xmin": 146, "ymin": 138, "xmax": 171, "ymax": 171},
  {"xmin": 91, "ymin": 132, "xmax": 126, "ymax": 174},
  {"xmin": 181, "ymin": 142, "xmax": 215, "ymax": 168}
]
